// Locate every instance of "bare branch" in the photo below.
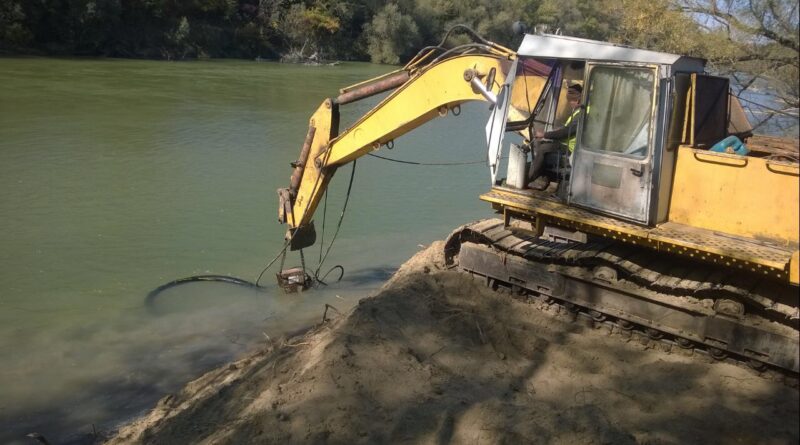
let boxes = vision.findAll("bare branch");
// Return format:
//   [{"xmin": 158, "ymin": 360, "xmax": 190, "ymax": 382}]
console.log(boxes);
[
  {"xmin": 734, "ymin": 73, "xmax": 759, "ymax": 95},
  {"xmin": 681, "ymin": 3, "xmax": 799, "ymax": 52},
  {"xmin": 751, "ymin": 113, "xmax": 776, "ymax": 131}
]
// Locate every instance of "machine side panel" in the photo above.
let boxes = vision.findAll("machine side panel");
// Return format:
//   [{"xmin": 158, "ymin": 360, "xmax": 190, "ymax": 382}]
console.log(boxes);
[{"xmin": 668, "ymin": 146, "xmax": 799, "ymax": 246}]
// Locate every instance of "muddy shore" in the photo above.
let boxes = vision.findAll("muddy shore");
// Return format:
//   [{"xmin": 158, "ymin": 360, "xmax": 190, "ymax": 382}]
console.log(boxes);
[{"xmin": 108, "ymin": 241, "xmax": 799, "ymax": 444}]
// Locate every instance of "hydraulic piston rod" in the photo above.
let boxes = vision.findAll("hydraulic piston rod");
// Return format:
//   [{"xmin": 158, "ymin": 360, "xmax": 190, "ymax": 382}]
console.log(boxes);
[{"xmin": 333, "ymin": 71, "xmax": 411, "ymax": 105}]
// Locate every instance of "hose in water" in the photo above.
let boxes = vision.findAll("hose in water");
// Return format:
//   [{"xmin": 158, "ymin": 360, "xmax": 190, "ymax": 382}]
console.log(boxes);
[
  {"xmin": 315, "ymin": 265, "xmax": 345, "ymax": 285},
  {"xmin": 313, "ymin": 160, "xmax": 356, "ymax": 283},
  {"xmin": 145, "ymin": 274, "xmax": 263, "ymax": 310},
  {"xmin": 145, "ymin": 163, "xmax": 353, "ymax": 306}
]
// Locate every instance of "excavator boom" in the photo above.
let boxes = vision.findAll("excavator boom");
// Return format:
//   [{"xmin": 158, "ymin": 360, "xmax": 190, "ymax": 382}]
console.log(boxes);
[{"xmin": 278, "ymin": 49, "xmax": 516, "ymax": 248}]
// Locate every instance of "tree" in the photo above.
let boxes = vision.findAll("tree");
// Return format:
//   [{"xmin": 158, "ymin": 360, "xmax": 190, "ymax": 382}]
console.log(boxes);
[
  {"xmin": 275, "ymin": 2, "xmax": 341, "ymax": 60},
  {"xmin": 0, "ymin": 0, "xmax": 32, "ymax": 50},
  {"xmin": 536, "ymin": 0, "xmax": 618, "ymax": 40},
  {"xmin": 363, "ymin": 3, "xmax": 421, "ymax": 64},
  {"xmin": 612, "ymin": 0, "xmax": 707, "ymax": 55},
  {"xmin": 678, "ymin": 0, "xmax": 799, "ymax": 133}
]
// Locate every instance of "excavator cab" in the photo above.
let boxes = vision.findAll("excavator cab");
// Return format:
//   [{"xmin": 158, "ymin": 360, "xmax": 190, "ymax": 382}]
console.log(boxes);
[
  {"xmin": 484, "ymin": 34, "xmax": 797, "ymax": 284},
  {"xmin": 491, "ymin": 35, "xmax": 706, "ymax": 226}
]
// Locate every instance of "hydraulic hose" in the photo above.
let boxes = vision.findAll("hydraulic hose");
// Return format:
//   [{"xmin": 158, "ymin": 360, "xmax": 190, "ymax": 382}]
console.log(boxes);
[{"xmin": 145, "ymin": 274, "xmax": 263, "ymax": 310}]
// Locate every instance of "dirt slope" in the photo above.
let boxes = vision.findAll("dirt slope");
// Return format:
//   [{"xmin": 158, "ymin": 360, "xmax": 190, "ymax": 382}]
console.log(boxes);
[{"xmin": 108, "ymin": 242, "xmax": 799, "ymax": 444}]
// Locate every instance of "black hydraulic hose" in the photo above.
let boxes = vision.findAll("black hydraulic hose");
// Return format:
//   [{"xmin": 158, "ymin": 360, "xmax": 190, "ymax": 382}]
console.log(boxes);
[
  {"xmin": 430, "ymin": 43, "xmax": 494, "ymax": 64},
  {"xmin": 367, "ymin": 152, "xmax": 497, "ymax": 166},
  {"xmin": 255, "ymin": 239, "xmax": 292, "ymax": 287},
  {"xmin": 145, "ymin": 266, "xmax": 346, "ymax": 311},
  {"xmin": 313, "ymin": 160, "xmax": 357, "ymax": 280},
  {"xmin": 407, "ymin": 26, "xmax": 496, "ymax": 69},
  {"xmin": 406, "ymin": 45, "xmax": 448, "ymax": 66},
  {"xmin": 438, "ymin": 24, "xmax": 490, "ymax": 47},
  {"xmin": 146, "ymin": 154, "xmax": 350, "ymax": 309},
  {"xmin": 315, "ymin": 265, "xmax": 345, "ymax": 285},
  {"xmin": 145, "ymin": 274, "xmax": 263, "ymax": 307}
]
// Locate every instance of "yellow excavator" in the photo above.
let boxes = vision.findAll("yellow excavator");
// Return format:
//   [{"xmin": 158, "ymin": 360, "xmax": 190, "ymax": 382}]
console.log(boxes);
[{"xmin": 277, "ymin": 27, "xmax": 799, "ymax": 375}]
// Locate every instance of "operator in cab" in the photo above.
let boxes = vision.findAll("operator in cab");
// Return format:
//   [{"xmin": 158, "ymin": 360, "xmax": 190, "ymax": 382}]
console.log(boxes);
[{"xmin": 529, "ymin": 83, "xmax": 583, "ymax": 190}]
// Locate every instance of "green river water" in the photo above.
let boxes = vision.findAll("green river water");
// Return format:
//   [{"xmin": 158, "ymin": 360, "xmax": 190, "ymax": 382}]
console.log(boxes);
[{"xmin": 0, "ymin": 57, "xmax": 498, "ymax": 443}]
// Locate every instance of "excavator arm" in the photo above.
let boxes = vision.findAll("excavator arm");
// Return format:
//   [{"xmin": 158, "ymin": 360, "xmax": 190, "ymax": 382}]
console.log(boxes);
[{"xmin": 278, "ymin": 47, "xmax": 517, "ymax": 250}]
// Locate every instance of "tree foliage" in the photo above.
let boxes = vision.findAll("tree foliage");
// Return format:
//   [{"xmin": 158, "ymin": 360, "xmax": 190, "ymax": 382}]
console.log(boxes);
[
  {"xmin": 1, "ymin": 0, "xmax": 797, "ymax": 132},
  {"xmin": 677, "ymin": 0, "xmax": 799, "ymax": 130},
  {"xmin": 536, "ymin": 0, "xmax": 617, "ymax": 39},
  {"xmin": 363, "ymin": 3, "xmax": 421, "ymax": 64},
  {"xmin": 0, "ymin": 1, "xmax": 32, "ymax": 47},
  {"xmin": 613, "ymin": 0, "xmax": 707, "ymax": 55},
  {"xmin": 275, "ymin": 3, "xmax": 342, "ymax": 60}
]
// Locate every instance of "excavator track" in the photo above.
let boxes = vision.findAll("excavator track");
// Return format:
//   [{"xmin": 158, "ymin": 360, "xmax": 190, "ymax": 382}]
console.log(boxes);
[{"xmin": 444, "ymin": 219, "xmax": 800, "ymax": 381}]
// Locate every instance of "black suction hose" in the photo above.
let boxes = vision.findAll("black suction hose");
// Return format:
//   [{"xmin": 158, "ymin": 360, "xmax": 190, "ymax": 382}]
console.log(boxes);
[{"xmin": 145, "ymin": 275, "xmax": 263, "ymax": 309}]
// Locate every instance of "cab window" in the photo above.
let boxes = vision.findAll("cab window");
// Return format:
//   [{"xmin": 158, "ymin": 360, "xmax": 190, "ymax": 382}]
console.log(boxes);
[{"xmin": 581, "ymin": 66, "xmax": 655, "ymax": 159}]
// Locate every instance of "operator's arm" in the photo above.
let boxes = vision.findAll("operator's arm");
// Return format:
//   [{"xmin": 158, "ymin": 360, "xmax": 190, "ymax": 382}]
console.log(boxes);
[
  {"xmin": 278, "ymin": 48, "xmax": 517, "ymax": 250},
  {"xmin": 543, "ymin": 115, "xmax": 578, "ymax": 140}
]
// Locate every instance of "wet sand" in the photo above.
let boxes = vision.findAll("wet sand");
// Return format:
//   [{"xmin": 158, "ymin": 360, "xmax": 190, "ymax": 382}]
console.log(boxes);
[{"xmin": 107, "ymin": 241, "xmax": 799, "ymax": 444}]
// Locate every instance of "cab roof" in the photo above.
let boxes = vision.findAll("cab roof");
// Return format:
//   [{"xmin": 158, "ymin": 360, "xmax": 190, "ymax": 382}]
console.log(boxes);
[{"xmin": 517, "ymin": 34, "xmax": 706, "ymax": 71}]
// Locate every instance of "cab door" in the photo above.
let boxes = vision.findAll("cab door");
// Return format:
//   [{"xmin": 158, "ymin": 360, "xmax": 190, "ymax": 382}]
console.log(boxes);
[{"xmin": 568, "ymin": 64, "xmax": 659, "ymax": 224}]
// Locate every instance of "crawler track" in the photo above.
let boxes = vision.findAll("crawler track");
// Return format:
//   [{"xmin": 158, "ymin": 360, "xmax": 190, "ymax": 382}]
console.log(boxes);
[{"xmin": 444, "ymin": 219, "xmax": 800, "ymax": 379}]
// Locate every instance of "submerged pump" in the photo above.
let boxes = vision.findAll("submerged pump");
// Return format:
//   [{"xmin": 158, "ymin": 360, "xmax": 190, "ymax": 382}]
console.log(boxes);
[
  {"xmin": 277, "ymin": 267, "xmax": 313, "ymax": 293},
  {"xmin": 275, "ymin": 240, "xmax": 315, "ymax": 293}
]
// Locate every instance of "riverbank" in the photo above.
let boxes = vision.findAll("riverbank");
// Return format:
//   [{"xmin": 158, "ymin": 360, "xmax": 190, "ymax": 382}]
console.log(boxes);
[{"xmin": 107, "ymin": 241, "xmax": 799, "ymax": 444}]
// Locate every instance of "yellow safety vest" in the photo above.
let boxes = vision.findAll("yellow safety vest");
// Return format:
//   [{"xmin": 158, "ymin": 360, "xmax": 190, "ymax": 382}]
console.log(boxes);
[{"xmin": 564, "ymin": 107, "xmax": 582, "ymax": 153}]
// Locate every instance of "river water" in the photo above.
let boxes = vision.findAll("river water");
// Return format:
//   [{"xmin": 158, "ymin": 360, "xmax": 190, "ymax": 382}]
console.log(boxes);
[{"xmin": 0, "ymin": 58, "xmax": 497, "ymax": 443}]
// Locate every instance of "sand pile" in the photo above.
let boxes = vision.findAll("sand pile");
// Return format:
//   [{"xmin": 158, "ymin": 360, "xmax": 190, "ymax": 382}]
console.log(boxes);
[{"xmin": 108, "ymin": 242, "xmax": 799, "ymax": 444}]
